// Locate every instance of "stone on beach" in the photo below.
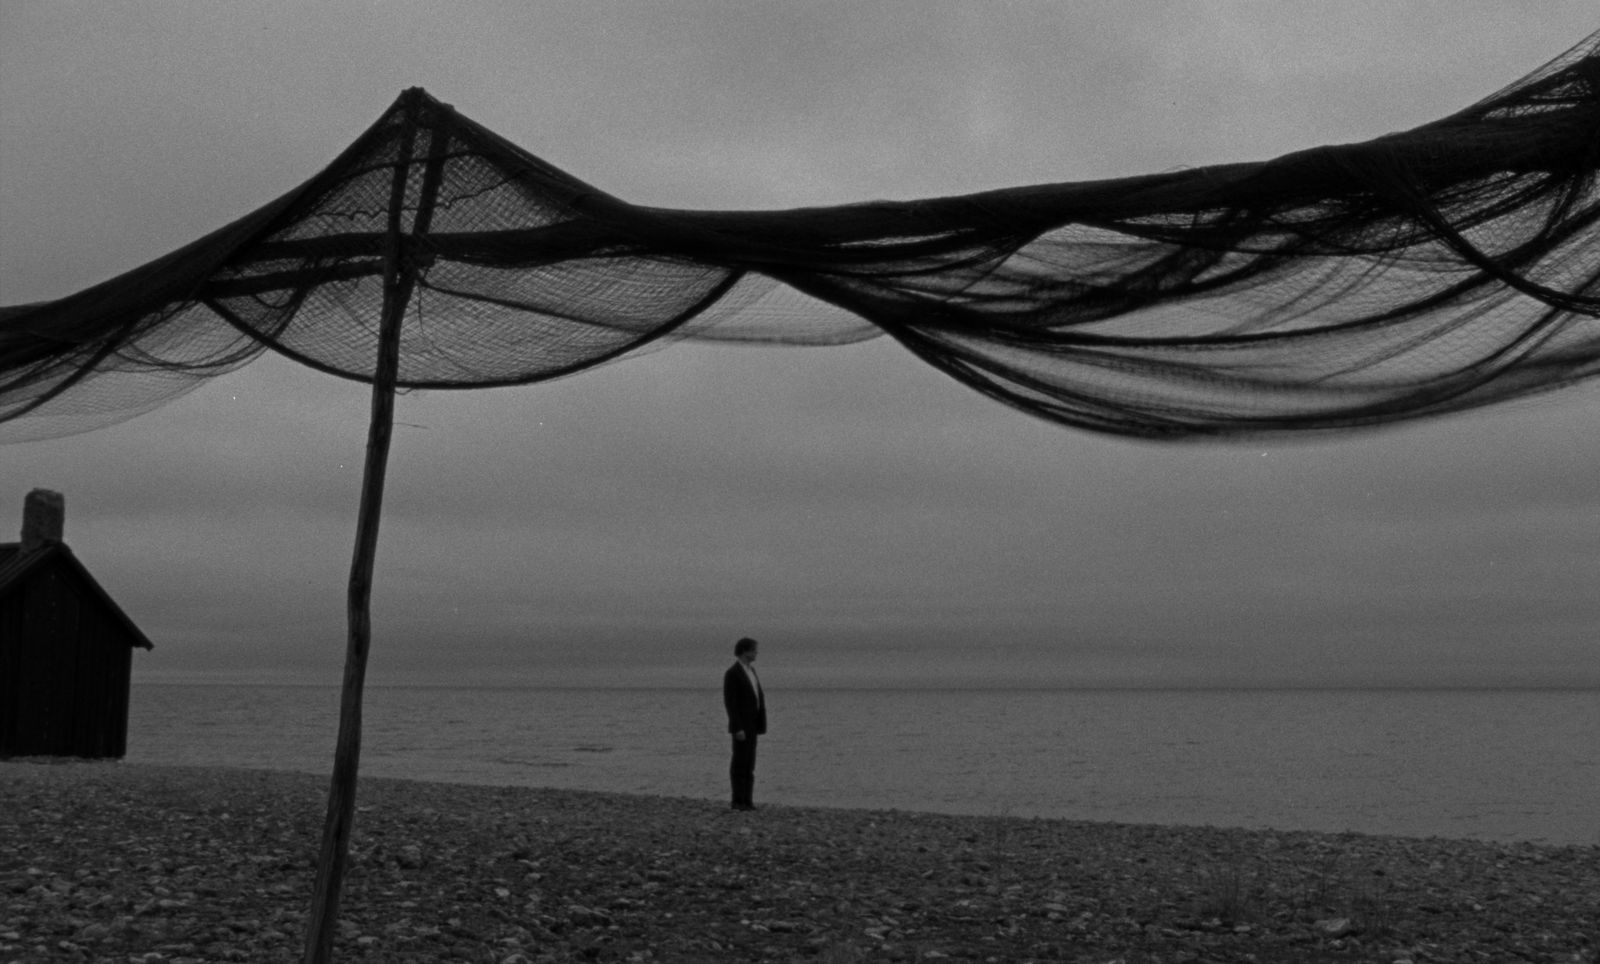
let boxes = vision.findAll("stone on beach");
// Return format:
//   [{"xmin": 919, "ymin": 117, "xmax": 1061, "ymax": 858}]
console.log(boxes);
[{"xmin": 2, "ymin": 760, "xmax": 1595, "ymax": 963}]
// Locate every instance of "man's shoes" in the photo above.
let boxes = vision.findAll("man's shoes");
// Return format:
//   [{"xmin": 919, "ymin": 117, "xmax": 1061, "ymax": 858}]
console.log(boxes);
[{"xmin": 731, "ymin": 802, "xmax": 755, "ymax": 811}]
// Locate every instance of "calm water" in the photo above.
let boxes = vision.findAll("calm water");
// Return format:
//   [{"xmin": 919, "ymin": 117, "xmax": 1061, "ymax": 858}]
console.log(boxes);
[{"xmin": 125, "ymin": 684, "xmax": 1598, "ymax": 846}]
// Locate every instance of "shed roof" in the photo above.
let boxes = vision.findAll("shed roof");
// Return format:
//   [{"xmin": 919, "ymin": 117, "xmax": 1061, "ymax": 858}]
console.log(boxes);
[{"xmin": 0, "ymin": 541, "xmax": 155, "ymax": 649}]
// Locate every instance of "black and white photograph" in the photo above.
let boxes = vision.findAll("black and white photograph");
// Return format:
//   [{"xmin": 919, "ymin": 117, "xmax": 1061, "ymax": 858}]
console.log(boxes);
[{"xmin": 3, "ymin": 3, "xmax": 1597, "ymax": 961}]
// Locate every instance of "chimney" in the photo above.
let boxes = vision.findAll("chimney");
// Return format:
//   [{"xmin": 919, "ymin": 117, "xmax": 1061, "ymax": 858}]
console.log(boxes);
[{"xmin": 21, "ymin": 489, "xmax": 65, "ymax": 551}]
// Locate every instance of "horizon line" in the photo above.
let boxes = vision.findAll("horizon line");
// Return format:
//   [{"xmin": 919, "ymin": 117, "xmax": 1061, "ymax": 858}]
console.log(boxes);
[{"xmin": 130, "ymin": 678, "xmax": 1600, "ymax": 694}]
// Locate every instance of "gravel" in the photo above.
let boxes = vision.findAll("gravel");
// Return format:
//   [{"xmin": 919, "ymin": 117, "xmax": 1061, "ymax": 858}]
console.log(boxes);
[{"xmin": 3, "ymin": 759, "xmax": 1595, "ymax": 963}]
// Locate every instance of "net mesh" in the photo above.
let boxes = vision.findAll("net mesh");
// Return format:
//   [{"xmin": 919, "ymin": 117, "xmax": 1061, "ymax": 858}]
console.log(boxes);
[{"xmin": 3, "ymin": 32, "xmax": 1598, "ymax": 442}]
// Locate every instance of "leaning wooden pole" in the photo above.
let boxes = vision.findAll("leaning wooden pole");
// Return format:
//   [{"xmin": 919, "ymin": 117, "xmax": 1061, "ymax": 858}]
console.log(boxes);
[{"xmin": 303, "ymin": 91, "xmax": 448, "ymax": 964}]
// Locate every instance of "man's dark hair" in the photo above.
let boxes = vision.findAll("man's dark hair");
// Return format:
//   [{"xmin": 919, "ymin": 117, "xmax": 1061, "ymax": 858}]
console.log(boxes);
[{"xmin": 734, "ymin": 637, "xmax": 758, "ymax": 656}]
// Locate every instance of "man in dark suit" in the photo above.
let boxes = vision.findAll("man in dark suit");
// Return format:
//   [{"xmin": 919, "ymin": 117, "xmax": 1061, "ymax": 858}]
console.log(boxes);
[{"xmin": 722, "ymin": 637, "xmax": 766, "ymax": 811}]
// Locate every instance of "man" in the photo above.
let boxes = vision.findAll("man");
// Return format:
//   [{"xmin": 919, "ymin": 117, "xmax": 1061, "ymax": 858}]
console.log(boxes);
[{"xmin": 722, "ymin": 637, "xmax": 767, "ymax": 811}]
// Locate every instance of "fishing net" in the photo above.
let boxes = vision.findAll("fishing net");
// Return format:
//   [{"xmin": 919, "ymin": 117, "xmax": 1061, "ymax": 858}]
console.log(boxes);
[{"xmin": 3, "ymin": 32, "xmax": 1599, "ymax": 442}]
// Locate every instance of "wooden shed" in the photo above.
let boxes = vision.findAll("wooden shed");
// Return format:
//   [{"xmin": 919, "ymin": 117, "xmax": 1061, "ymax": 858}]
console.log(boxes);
[{"xmin": 0, "ymin": 489, "xmax": 152, "ymax": 758}]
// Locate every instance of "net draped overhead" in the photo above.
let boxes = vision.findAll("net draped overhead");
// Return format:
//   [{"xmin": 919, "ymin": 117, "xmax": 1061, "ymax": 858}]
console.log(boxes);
[{"xmin": 3, "ymin": 33, "xmax": 1599, "ymax": 443}]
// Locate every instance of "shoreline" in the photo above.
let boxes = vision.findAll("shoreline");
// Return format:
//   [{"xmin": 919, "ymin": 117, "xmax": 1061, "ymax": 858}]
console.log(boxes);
[
  {"xmin": 89, "ymin": 756, "xmax": 1600, "ymax": 850},
  {"xmin": 123, "ymin": 683, "xmax": 1597, "ymax": 848},
  {"xmin": 4, "ymin": 760, "xmax": 1596, "ymax": 962},
  {"xmin": 131, "ymin": 677, "xmax": 1600, "ymax": 691}
]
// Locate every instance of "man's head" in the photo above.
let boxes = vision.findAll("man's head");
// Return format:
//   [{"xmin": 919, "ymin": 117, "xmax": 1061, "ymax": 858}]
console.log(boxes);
[{"xmin": 734, "ymin": 637, "xmax": 759, "ymax": 663}]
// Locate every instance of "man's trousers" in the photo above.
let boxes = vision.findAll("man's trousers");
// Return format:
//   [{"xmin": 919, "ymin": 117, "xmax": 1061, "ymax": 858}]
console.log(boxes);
[{"xmin": 729, "ymin": 734, "xmax": 757, "ymax": 808}]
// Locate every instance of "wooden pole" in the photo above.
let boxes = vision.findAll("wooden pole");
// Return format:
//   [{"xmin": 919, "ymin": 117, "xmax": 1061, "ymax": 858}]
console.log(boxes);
[{"xmin": 302, "ymin": 91, "xmax": 449, "ymax": 964}]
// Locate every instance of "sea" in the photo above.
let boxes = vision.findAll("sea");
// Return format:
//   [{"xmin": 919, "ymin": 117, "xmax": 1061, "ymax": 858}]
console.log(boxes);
[{"xmin": 124, "ymin": 683, "xmax": 1598, "ymax": 847}]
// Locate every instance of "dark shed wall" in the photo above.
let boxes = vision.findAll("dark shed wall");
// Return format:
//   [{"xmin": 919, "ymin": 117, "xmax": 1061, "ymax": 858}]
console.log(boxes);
[{"xmin": 0, "ymin": 559, "xmax": 136, "ymax": 758}]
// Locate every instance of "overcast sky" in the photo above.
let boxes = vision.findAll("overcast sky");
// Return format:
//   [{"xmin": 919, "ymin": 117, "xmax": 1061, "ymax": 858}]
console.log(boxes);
[{"xmin": 3, "ymin": 2, "xmax": 1597, "ymax": 688}]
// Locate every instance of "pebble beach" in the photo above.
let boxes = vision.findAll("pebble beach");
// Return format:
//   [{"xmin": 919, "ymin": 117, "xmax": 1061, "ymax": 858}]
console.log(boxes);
[{"xmin": 3, "ymin": 760, "xmax": 1595, "ymax": 963}]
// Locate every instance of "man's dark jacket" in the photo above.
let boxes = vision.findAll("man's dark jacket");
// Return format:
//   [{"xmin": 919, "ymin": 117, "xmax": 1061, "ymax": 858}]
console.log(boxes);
[{"xmin": 723, "ymin": 662, "xmax": 767, "ymax": 736}]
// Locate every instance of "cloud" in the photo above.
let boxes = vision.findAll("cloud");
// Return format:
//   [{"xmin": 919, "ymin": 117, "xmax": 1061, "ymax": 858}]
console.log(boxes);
[{"xmin": 4, "ymin": 3, "xmax": 1598, "ymax": 689}]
